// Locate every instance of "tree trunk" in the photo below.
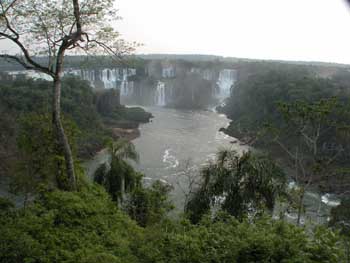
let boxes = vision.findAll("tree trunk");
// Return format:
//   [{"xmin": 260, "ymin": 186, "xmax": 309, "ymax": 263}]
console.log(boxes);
[
  {"xmin": 120, "ymin": 174, "xmax": 125, "ymax": 203},
  {"xmin": 53, "ymin": 77, "xmax": 76, "ymax": 191},
  {"xmin": 296, "ymin": 190, "xmax": 304, "ymax": 226}
]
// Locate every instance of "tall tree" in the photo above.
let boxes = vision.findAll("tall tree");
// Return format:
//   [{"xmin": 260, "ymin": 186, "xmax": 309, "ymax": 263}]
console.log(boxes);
[
  {"xmin": 270, "ymin": 99, "xmax": 350, "ymax": 225},
  {"xmin": 0, "ymin": 0, "xmax": 135, "ymax": 190}
]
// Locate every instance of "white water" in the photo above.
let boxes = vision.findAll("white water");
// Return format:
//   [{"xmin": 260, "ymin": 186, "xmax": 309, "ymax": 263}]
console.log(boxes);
[
  {"xmin": 155, "ymin": 81, "xmax": 166, "ymax": 106},
  {"xmin": 217, "ymin": 69, "xmax": 237, "ymax": 98},
  {"xmin": 65, "ymin": 68, "xmax": 136, "ymax": 96},
  {"xmin": 162, "ymin": 66, "xmax": 175, "ymax": 78},
  {"xmin": 6, "ymin": 70, "xmax": 53, "ymax": 81}
]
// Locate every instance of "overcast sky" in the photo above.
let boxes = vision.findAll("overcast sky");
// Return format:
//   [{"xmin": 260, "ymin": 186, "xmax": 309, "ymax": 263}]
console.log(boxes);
[{"xmin": 116, "ymin": 0, "xmax": 350, "ymax": 64}]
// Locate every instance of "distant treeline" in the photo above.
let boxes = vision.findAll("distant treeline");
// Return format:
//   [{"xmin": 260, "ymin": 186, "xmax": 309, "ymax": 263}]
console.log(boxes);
[{"xmin": 1, "ymin": 54, "xmax": 348, "ymax": 74}]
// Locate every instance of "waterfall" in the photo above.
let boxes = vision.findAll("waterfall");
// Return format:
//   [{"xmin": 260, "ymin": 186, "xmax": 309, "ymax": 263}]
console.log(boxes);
[
  {"xmin": 155, "ymin": 81, "xmax": 166, "ymax": 106},
  {"xmin": 216, "ymin": 69, "xmax": 237, "ymax": 98},
  {"xmin": 6, "ymin": 70, "xmax": 53, "ymax": 81},
  {"xmin": 121, "ymin": 76, "xmax": 134, "ymax": 97},
  {"xmin": 120, "ymin": 68, "xmax": 129, "ymax": 96},
  {"xmin": 101, "ymin": 68, "xmax": 121, "ymax": 89},
  {"xmin": 162, "ymin": 67, "xmax": 175, "ymax": 78},
  {"xmin": 64, "ymin": 68, "xmax": 136, "ymax": 95},
  {"xmin": 202, "ymin": 69, "xmax": 214, "ymax": 80}
]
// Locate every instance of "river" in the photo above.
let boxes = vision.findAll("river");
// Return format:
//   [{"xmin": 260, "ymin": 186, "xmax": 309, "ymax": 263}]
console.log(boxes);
[
  {"xmin": 85, "ymin": 106, "xmax": 340, "ymax": 223},
  {"xmin": 85, "ymin": 106, "xmax": 248, "ymax": 209}
]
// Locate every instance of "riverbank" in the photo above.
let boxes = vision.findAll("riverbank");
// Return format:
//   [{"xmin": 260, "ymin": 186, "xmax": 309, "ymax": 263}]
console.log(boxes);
[
  {"xmin": 219, "ymin": 121, "xmax": 255, "ymax": 145},
  {"xmin": 80, "ymin": 105, "xmax": 153, "ymax": 159}
]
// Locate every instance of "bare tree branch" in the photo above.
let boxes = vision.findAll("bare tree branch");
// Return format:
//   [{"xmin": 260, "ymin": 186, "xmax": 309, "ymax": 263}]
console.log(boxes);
[{"xmin": 0, "ymin": 54, "xmax": 35, "ymax": 70}]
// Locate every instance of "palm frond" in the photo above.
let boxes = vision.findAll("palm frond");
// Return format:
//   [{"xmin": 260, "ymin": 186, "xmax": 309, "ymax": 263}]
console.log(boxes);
[{"xmin": 108, "ymin": 139, "xmax": 139, "ymax": 163}]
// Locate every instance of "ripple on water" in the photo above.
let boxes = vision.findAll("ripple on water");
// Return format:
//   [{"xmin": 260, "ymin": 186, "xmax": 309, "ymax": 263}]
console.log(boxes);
[{"xmin": 162, "ymin": 148, "xmax": 180, "ymax": 169}]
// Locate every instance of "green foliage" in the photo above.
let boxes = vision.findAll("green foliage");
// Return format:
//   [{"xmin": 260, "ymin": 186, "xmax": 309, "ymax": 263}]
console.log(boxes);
[
  {"xmin": 94, "ymin": 160, "xmax": 142, "ymax": 203},
  {"xmin": 11, "ymin": 113, "xmax": 82, "ymax": 195},
  {"xmin": 272, "ymin": 98, "xmax": 350, "ymax": 184},
  {"xmin": 0, "ymin": 185, "xmax": 141, "ymax": 263},
  {"xmin": 186, "ymin": 150, "xmax": 287, "ymax": 223},
  {"xmin": 108, "ymin": 139, "xmax": 139, "ymax": 163},
  {"xmin": 221, "ymin": 68, "xmax": 350, "ymax": 222},
  {"xmin": 135, "ymin": 215, "xmax": 344, "ymax": 263},
  {"xmin": 94, "ymin": 140, "xmax": 174, "ymax": 227},
  {"xmin": 0, "ymin": 186, "xmax": 345, "ymax": 262},
  {"xmin": 60, "ymin": 76, "xmax": 111, "ymax": 158},
  {"xmin": 0, "ymin": 197, "xmax": 14, "ymax": 214},
  {"xmin": 0, "ymin": 105, "xmax": 17, "ymax": 177},
  {"xmin": 221, "ymin": 68, "xmax": 344, "ymax": 140},
  {"xmin": 126, "ymin": 180, "xmax": 174, "ymax": 227},
  {"xmin": 107, "ymin": 106, "xmax": 153, "ymax": 129},
  {"xmin": 0, "ymin": 76, "xmax": 109, "ymax": 160},
  {"xmin": 330, "ymin": 198, "xmax": 350, "ymax": 235},
  {"xmin": 94, "ymin": 139, "xmax": 141, "ymax": 203}
]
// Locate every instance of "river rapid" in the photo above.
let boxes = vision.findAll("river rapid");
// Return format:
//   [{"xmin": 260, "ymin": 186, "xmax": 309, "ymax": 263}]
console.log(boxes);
[{"xmin": 85, "ymin": 106, "xmax": 340, "ymax": 223}]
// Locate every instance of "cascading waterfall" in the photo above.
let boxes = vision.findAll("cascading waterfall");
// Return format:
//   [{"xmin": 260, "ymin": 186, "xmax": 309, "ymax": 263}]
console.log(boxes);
[
  {"xmin": 202, "ymin": 69, "xmax": 214, "ymax": 80},
  {"xmin": 11, "ymin": 67, "xmax": 236, "ymax": 107},
  {"xmin": 190, "ymin": 68, "xmax": 214, "ymax": 80},
  {"xmin": 155, "ymin": 81, "xmax": 166, "ymax": 106},
  {"xmin": 216, "ymin": 69, "xmax": 237, "ymax": 98},
  {"xmin": 64, "ymin": 68, "xmax": 136, "ymax": 96},
  {"xmin": 120, "ymin": 69, "xmax": 129, "ymax": 96},
  {"xmin": 162, "ymin": 67, "xmax": 175, "ymax": 78},
  {"xmin": 100, "ymin": 68, "xmax": 119, "ymax": 89}
]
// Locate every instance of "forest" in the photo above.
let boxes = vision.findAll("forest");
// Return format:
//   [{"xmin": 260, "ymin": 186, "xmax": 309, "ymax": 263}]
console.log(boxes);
[
  {"xmin": 1, "ymin": 0, "xmax": 350, "ymax": 262},
  {"xmin": 0, "ymin": 67, "xmax": 349, "ymax": 262}
]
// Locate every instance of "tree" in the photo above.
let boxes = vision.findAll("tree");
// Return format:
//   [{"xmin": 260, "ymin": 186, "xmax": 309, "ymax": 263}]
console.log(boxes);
[
  {"xmin": 185, "ymin": 150, "xmax": 287, "ymax": 223},
  {"xmin": 126, "ymin": 180, "xmax": 174, "ymax": 227},
  {"xmin": 221, "ymin": 68, "xmax": 350, "ymax": 224},
  {"xmin": 0, "ymin": 0, "xmax": 135, "ymax": 190},
  {"xmin": 267, "ymin": 99, "xmax": 350, "ymax": 225},
  {"xmin": 329, "ymin": 198, "xmax": 350, "ymax": 263},
  {"xmin": 175, "ymin": 159, "xmax": 201, "ymax": 213},
  {"xmin": 94, "ymin": 139, "xmax": 140, "ymax": 205},
  {"xmin": 11, "ymin": 113, "xmax": 79, "ymax": 205},
  {"xmin": 0, "ymin": 105, "xmax": 17, "ymax": 178}
]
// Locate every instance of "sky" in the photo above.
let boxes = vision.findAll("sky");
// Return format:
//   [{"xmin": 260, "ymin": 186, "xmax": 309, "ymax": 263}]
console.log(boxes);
[{"xmin": 116, "ymin": 0, "xmax": 350, "ymax": 64}]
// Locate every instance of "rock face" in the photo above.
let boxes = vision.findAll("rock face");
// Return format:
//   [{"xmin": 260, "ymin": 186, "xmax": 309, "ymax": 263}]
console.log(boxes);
[
  {"xmin": 112, "ymin": 127, "xmax": 140, "ymax": 141},
  {"xmin": 95, "ymin": 89, "xmax": 121, "ymax": 115},
  {"xmin": 67, "ymin": 60, "xmax": 238, "ymax": 109},
  {"xmin": 164, "ymin": 74, "xmax": 215, "ymax": 109}
]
